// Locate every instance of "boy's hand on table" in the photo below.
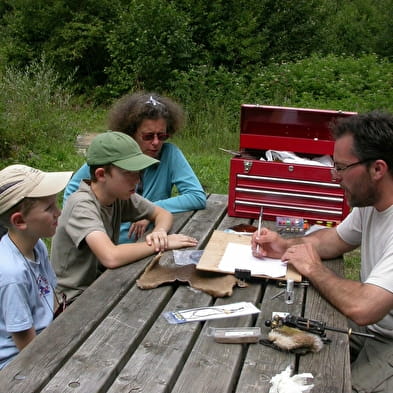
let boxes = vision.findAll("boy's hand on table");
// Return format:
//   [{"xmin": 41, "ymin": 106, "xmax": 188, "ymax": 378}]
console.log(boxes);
[
  {"xmin": 146, "ymin": 230, "xmax": 197, "ymax": 252},
  {"xmin": 167, "ymin": 234, "xmax": 198, "ymax": 251},
  {"xmin": 146, "ymin": 228, "xmax": 169, "ymax": 251}
]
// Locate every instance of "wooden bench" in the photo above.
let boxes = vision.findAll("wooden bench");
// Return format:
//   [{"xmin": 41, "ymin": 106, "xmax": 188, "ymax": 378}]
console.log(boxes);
[{"xmin": 0, "ymin": 194, "xmax": 351, "ymax": 393}]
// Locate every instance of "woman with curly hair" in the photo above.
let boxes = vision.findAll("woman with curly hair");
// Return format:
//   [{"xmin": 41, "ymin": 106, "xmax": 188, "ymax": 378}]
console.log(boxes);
[{"xmin": 64, "ymin": 92, "xmax": 206, "ymax": 243}]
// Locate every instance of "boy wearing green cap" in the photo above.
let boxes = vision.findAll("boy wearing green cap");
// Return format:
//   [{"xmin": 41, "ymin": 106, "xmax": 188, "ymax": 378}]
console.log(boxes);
[{"xmin": 51, "ymin": 131, "xmax": 198, "ymax": 303}]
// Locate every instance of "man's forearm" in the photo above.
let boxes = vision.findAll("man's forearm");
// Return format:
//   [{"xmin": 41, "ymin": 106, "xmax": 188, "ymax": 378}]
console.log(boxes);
[{"xmin": 307, "ymin": 263, "xmax": 367, "ymax": 324}]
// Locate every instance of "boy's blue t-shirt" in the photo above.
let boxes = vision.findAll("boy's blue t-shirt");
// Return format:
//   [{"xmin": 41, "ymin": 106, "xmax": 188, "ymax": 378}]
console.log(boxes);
[{"xmin": 0, "ymin": 235, "xmax": 56, "ymax": 369}]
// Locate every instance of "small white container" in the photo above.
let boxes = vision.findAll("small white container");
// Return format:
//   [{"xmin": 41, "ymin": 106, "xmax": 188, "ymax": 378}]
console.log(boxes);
[{"xmin": 207, "ymin": 327, "xmax": 261, "ymax": 343}]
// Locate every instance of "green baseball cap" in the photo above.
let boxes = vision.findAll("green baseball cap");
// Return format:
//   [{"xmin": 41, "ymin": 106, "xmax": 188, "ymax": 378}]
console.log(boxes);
[{"xmin": 86, "ymin": 131, "xmax": 159, "ymax": 170}]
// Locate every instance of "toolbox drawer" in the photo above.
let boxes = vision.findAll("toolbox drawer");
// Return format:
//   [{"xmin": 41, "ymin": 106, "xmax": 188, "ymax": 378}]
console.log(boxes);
[
  {"xmin": 228, "ymin": 105, "xmax": 356, "ymax": 225},
  {"xmin": 228, "ymin": 157, "xmax": 349, "ymax": 224}
]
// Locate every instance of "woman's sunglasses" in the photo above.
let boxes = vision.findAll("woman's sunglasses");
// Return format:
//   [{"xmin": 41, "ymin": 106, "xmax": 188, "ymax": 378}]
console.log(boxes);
[{"xmin": 141, "ymin": 133, "xmax": 169, "ymax": 141}]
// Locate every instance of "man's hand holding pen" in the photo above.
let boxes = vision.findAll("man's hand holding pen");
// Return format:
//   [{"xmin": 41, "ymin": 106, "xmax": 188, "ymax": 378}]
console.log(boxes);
[{"xmin": 251, "ymin": 227, "xmax": 289, "ymax": 259}]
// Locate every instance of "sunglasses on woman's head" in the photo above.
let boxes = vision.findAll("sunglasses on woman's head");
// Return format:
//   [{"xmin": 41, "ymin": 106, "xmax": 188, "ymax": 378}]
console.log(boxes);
[{"xmin": 141, "ymin": 133, "xmax": 170, "ymax": 141}]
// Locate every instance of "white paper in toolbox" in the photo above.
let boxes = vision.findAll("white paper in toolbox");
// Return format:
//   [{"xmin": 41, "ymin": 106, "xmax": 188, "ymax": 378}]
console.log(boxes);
[{"xmin": 265, "ymin": 150, "xmax": 333, "ymax": 167}]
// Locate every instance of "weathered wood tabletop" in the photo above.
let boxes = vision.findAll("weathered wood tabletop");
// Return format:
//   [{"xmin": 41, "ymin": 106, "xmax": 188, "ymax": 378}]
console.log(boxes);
[{"xmin": 0, "ymin": 194, "xmax": 351, "ymax": 393}]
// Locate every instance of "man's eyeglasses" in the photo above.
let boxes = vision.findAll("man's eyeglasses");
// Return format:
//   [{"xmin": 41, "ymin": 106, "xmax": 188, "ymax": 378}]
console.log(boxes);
[
  {"xmin": 331, "ymin": 158, "xmax": 375, "ymax": 175},
  {"xmin": 141, "ymin": 132, "xmax": 169, "ymax": 141}
]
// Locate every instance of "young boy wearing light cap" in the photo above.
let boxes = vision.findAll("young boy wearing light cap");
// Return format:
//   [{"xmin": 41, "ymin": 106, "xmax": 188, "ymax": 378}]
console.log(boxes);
[
  {"xmin": 51, "ymin": 131, "xmax": 198, "ymax": 303},
  {"xmin": 0, "ymin": 164, "xmax": 73, "ymax": 370}
]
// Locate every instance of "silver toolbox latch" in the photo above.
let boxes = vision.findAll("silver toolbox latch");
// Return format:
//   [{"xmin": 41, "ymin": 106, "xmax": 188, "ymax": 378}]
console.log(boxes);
[{"xmin": 244, "ymin": 160, "xmax": 253, "ymax": 173}]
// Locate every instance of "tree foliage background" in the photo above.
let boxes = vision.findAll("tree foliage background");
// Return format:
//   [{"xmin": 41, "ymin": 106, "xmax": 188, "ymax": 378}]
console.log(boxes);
[{"xmin": 0, "ymin": 0, "xmax": 392, "ymax": 103}]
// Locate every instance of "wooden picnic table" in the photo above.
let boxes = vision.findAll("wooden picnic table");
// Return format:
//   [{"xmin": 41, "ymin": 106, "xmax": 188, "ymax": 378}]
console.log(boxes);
[{"xmin": 0, "ymin": 194, "xmax": 351, "ymax": 393}]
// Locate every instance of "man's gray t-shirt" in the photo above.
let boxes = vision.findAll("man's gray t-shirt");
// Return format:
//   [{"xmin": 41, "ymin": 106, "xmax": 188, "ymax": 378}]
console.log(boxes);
[{"xmin": 337, "ymin": 205, "xmax": 393, "ymax": 338}]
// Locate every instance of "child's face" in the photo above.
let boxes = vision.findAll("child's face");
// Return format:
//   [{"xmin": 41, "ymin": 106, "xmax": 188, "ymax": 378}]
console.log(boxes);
[
  {"xmin": 106, "ymin": 167, "xmax": 140, "ymax": 200},
  {"xmin": 23, "ymin": 195, "xmax": 61, "ymax": 238}
]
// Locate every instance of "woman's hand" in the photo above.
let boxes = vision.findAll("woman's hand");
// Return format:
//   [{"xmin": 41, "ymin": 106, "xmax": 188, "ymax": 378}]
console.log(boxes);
[{"xmin": 128, "ymin": 219, "xmax": 150, "ymax": 240}]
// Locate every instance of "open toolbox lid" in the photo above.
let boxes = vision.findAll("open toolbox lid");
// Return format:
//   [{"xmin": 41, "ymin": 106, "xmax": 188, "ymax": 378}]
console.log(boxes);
[{"xmin": 239, "ymin": 105, "xmax": 357, "ymax": 156}]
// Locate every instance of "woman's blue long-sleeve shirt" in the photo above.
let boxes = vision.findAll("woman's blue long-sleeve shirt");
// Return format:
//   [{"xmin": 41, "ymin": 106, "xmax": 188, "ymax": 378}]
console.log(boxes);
[{"xmin": 63, "ymin": 143, "xmax": 206, "ymax": 243}]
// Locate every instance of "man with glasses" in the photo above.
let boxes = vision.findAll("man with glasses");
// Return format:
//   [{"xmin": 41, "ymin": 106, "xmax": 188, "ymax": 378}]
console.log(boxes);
[
  {"xmin": 252, "ymin": 111, "xmax": 393, "ymax": 393},
  {"xmin": 64, "ymin": 92, "xmax": 206, "ymax": 243}
]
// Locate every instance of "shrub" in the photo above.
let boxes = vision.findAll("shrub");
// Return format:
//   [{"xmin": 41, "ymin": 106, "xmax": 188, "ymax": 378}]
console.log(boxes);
[
  {"xmin": 104, "ymin": 0, "xmax": 197, "ymax": 97},
  {"xmin": 0, "ymin": 57, "xmax": 77, "ymax": 169},
  {"xmin": 246, "ymin": 53, "xmax": 393, "ymax": 112},
  {"xmin": 171, "ymin": 53, "xmax": 393, "ymax": 121}
]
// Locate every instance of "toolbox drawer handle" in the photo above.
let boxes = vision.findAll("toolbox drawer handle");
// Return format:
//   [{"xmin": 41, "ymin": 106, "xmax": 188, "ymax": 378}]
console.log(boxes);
[
  {"xmin": 235, "ymin": 200, "xmax": 342, "ymax": 216},
  {"xmin": 235, "ymin": 187, "xmax": 343, "ymax": 203},
  {"xmin": 238, "ymin": 174, "xmax": 341, "ymax": 189}
]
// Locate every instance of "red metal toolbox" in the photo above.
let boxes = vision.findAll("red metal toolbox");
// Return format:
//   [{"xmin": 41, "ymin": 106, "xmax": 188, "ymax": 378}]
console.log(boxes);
[{"xmin": 228, "ymin": 104, "xmax": 357, "ymax": 225}]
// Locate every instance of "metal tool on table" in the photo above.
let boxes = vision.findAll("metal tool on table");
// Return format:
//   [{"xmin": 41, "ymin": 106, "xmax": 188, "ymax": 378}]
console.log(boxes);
[
  {"xmin": 219, "ymin": 148, "xmax": 242, "ymax": 156},
  {"xmin": 270, "ymin": 279, "xmax": 295, "ymax": 303},
  {"xmin": 276, "ymin": 280, "xmax": 310, "ymax": 288},
  {"xmin": 265, "ymin": 314, "xmax": 376, "ymax": 339},
  {"xmin": 284, "ymin": 279, "xmax": 294, "ymax": 304}
]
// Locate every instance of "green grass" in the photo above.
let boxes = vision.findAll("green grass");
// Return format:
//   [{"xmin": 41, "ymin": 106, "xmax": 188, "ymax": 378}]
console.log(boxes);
[{"xmin": 344, "ymin": 248, "xmax": 361, "ymax": 281}]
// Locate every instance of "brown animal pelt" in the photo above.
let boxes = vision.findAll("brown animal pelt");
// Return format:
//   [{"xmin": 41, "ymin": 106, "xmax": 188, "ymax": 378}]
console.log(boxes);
[
  {"xmin": 268, "ymin": 326, "xmax": 324, "ymax": 353},
  {"xmin": 136, "ymin": 260, "xmax": 238, "ymax": 297}
]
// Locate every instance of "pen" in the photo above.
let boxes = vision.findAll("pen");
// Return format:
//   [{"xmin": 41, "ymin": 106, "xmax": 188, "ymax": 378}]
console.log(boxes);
[{"xmin": 256, "ymin": 206, "xmax": 263, "ymax": 254}]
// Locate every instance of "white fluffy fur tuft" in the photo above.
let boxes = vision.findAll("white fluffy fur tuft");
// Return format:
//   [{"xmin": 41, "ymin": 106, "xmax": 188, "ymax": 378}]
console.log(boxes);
[{"xmin": 269, "ymin": 365, "xmax": 314, "ymax": 393}]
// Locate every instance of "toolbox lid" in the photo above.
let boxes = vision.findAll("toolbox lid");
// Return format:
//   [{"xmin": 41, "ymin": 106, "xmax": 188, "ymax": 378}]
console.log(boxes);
[{"xmin": 240, "ymin": 105, "xmax": 357, "ymax": 155}]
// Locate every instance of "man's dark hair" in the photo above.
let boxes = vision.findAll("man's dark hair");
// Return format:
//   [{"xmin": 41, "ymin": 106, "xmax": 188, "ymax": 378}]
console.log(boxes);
[{"xmin": 331, "ymin": 111, "xmax": 393, "ymax": 175}]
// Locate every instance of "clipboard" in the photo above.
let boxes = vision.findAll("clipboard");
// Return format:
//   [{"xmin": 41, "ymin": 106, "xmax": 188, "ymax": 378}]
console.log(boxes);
[{"xmin": 196, "ymin": 230, "xmax": 301, "ymax": 282}]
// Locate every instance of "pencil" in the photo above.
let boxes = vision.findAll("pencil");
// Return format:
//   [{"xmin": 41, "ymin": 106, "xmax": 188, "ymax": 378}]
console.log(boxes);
[{"xmin": 256, "ymin": 206, "xmax": 263, "ymax": 253}]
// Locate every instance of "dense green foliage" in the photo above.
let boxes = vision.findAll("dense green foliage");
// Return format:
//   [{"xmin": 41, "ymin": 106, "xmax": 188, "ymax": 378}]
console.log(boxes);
[
  {"xmin": 0, "ymin": 0, "xmax": 392, "ymax": 100},
  {"xmin": 104, "ymin": 0, "xmax": 196, "ymax": 97}
]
